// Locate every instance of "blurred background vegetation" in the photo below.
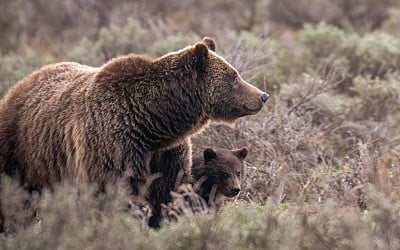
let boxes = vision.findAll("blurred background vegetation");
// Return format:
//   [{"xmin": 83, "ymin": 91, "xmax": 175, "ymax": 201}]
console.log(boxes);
[{"xmin": 1, "ymin": 0, "xmax": 400, "ymax": 249}]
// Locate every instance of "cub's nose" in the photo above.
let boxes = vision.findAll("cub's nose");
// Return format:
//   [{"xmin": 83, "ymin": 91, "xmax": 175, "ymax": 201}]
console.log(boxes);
[
  {"xmin": 231, "ymin": 188, "xmax": 241, "ymax": 195},
  {"xmin": 261, "ymin": 93, "xmax": 269, "ymax": 103}
]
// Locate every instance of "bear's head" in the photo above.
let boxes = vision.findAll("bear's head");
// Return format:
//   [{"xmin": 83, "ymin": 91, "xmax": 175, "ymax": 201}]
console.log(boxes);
[
  {"xmin": 193, "ymin": 37, "xmax": 269, "ymax": 123},
  {"xmin": 201, "ymin": 147, "xmax": 247, "ymax": 197}
]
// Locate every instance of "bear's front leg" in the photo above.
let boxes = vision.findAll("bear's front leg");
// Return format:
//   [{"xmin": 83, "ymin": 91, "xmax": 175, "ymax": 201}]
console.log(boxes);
[
  {"xmin": 123, "ymin": 150, "xmax": 154, "ymax": 198},
  {"xmin": 148, "ymin": 140, "xmax": 192, "ymax": 228}
]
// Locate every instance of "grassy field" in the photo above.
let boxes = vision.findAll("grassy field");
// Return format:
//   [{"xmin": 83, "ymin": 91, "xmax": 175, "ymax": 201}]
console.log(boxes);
[{"xmin": 1, "ymin": 1, "xmax": 400, "ymax": 249}]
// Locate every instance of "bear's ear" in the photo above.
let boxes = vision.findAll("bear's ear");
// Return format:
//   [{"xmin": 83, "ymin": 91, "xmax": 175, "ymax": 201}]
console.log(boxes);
[
  {"xmin": 204, "ymin": 148, "xmax": 217, "ymax": 162},
  {"xmin": 233, "ymin": 148, "xmax": 248, "ymax": 160},
  {"xmin": 202, "ymin": 37, "xmax": 216, "ymax": 51},
  {"xmin": 194, "ymin": 42, "xmax": 209, "ymax": 74}
]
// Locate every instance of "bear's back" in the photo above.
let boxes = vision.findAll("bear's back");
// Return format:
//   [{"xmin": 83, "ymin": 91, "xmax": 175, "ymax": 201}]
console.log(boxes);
[
  {"xmin": 0, "ymin": 62, "xmax": 98, "ymax": 133},
  {"xmin": 0, "ymin": 62, "xmax": 98, "ymax": 184},
  {"xmin": 1, "ymin": 62, "xmax": 97, "ymax": 109}
]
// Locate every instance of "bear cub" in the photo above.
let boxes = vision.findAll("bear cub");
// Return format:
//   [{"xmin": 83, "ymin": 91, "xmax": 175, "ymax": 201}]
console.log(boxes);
[{"xmin": 192, "ymin": 147, "xmax": 247, "ymax": 209}]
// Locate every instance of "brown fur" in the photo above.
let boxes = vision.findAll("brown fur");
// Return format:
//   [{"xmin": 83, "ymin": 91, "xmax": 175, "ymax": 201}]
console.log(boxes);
[
  {"xmin": 192, "ymin": 148, "xmax": 247, "ymax": 209},
  {"xmin": 0, "ymin": 37, "xmax": 268, "ymax": 230},
  {"xmin": 148, "ymin": 139, "xmax": 192, "ymax": 227}
]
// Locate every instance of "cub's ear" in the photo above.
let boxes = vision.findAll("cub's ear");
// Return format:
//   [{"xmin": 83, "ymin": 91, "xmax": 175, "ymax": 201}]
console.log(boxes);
[
  {"xmin": 202, "ymin": 37, "xmax": 216, "ymax": 51},
  {"xmin": 203, "ymin": 148, "xmax": 217, "ymax": 163},
  {"xmin": 194, "ymin": 42, "xmax": 209, "ymax": 75},
  {"xmin": 233, "ymin": 148, "xmax": 248, "ymax": 160}
]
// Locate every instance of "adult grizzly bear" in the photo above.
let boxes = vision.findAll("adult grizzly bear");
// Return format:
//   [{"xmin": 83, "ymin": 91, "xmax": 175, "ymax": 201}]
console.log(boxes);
[
  {"xmin": 0, "ymin": 37, "xmax": 268, "ymax": 229},
  {"xmin": 192, "ymin": 147, "xmax": 247, "ymax": 209}
]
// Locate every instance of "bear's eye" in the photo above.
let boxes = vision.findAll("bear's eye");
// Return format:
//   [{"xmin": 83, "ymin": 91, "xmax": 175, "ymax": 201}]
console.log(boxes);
[
  {"xmin": 236, "ymin": 171, "xmax": 241, "ymax": 177},
  {"xmin": 222, "ymin": 173, "xmax": 229, "ymax": 179},
  {"xmin": 232, "ymin": 76, "xmax": 240, "ymax": 89}
]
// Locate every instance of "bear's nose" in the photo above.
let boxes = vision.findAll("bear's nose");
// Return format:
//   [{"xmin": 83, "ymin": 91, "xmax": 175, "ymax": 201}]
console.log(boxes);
[
  {"xmin": 231, "ymin": 188, "xmax": 241, "ymax": 195},
  {"xmin": 261, "ymin": 93, "xmax": 269, "ymax": 103}
]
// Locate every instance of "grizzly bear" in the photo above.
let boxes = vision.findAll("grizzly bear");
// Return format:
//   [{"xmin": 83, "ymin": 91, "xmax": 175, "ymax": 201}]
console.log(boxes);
[
  {"xmin": 0, "ymin": 37, "xmax": 268, "ymax": 230},
  {"xmin": 192, "ymin": 147, "xmax": 247, "ymax": 209}
]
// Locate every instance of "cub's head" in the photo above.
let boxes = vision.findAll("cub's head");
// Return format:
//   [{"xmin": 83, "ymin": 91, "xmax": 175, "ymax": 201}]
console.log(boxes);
[
  {"xmin": 192, "ymin": 37, "xmax": 269, "ymax": 123},
  {"xmin": 201, "ymin": 147, "xmax": 248, "ymax": 197}
]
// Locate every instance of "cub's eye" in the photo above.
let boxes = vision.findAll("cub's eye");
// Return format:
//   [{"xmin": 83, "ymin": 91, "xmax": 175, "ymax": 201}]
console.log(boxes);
[
  {"xmin": 236, "ymin": 171, "xmax": 241, "ymax": 177},
  {"xmin": 222, "ymin": 173, "xmax": 229, "ymax": 179}
]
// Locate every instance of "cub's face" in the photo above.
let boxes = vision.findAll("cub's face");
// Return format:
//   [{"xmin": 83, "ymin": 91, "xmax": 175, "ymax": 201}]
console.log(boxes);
[
  {"xmin": 203, "ymin": 148, "xmax": 248, "ymax": 197},
  {"xmin": 193, "ymin": 37, "xmax": 269, "ymax": 123}
]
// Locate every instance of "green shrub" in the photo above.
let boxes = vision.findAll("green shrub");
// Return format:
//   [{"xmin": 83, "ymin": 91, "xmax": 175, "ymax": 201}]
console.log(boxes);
[
  {"xmin": 313, "ymin": 73, "xmax": 400, "ymax": 127},
  {"xmin": 66, "ymin": 18, "xmax": 153, "ymax": 66},
  {"xmin": 268, "ymin": 0, "xmax": 397, "ymax": 31},
  {"xmin": 352, "ymin": 33, "xmax": 400, "ymax": 77},
  {"xmin": 220, "ymin": 31, "xmax": 275, "ymax": 90},
  {"xmin": 301, "ymin": 23, "xmax": 400, "ymax": 80},
  {"xmin": 350, "ymin": 75, "xmax": 400, "ymax": 121}
]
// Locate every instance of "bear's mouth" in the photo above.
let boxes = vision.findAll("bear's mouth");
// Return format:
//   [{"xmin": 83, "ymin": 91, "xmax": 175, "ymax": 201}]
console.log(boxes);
[
  {"xmin": 221, "ymin": 188, "xmax": 240, "ymax": 197},
  {"xmin": 243, "ymin": 104, "xmax": 263, "ymax": 114},
  {"xmin": 225, "ymin": 192, "xmax": 239, "ymax": 197}
]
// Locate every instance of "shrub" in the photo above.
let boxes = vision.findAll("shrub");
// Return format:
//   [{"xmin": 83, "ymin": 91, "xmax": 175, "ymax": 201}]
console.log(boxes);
[
  {"xmin": 150, "ymin": 33, "xmax": 200, "ymax": 57},
  {"xmin": 2, "ymin": 179, "xmax": 400, "ymax": 250},
  {"xmin": 314, "ymin": 74, "xmax": 400, "ymax": 123},
  {"xmin": 0, "ymin": 179, "xmax": 152, "ymax": 249},
  {"xmin": 66, "ymin": 18, "xmax": 153, "ymax": 66},
  {"xmin": 220, "ymin": 31, "xmax": 275, "ymax": 90},
  {"xmin": 268, "ymin": 0, "xmax": 343, "ymax": 29},
  {"xmin": 0, "ymin": 0, "xmax": 26, "ymax": 52},
  {"xmin": 382, "ymin": 7, "xmax": 400, "ymax": 35},
  {"xmin": 268, "ymin": 0, "xmax": 397, "ymax": 31},
  {"xmin": 300, "ymin": 23, "xmax": 400, "ymax": 82}
]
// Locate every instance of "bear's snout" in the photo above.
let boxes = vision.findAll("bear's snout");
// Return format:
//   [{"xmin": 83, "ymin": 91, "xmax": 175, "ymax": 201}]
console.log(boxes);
[
  {"xmin": 238, "ymin": 80, "xmax": 270, "ymax": 116},
  {"xmin": 243, "ymin": 91, "xmax": 269, "ymax": 114}
]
